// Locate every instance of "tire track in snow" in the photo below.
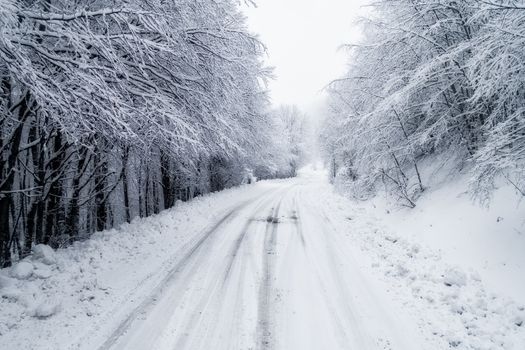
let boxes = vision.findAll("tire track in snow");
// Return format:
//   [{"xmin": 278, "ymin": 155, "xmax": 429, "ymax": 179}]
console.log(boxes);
[
  {"xmin": 289, "ymin": 192, "xmax": 355, "ymax": 349},
  {"xmin": 94, "ymin": 194, "xmax": 271, "ymax": 350},
  {"xmin": 291, "ymin": 195, "xmax": 306, "ymax": 247},
  {"xmin": 226, "ymin": 186, "xmax": 297, "ymax": 350},
  {"xmin": 171, "ymin": 191, "xmax": 285, "ymax": 350},
  {"xmin": 303, "ymin": 192, "xmax": 408, "ymax": 350},
  {"xmin": 256, "ymin": 199, "xmax": 282, "ymax": 350},
  {"xmin": 295, "ymin": 191, "xmax": 377, "ymax": 349}
]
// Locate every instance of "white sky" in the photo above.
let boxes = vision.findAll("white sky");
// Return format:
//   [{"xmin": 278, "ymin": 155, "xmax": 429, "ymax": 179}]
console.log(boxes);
[{"xmin": 242, "ymin": 0, "xmax": 367, "ymax": 117}]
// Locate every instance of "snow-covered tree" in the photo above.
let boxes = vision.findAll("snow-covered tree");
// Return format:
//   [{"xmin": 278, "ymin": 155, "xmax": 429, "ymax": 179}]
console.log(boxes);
[
  {"xmin": 271, "ymin": 105, "xmax": 310, "ymax": 177},
  {"xmin": 0, "ymin": 0, "xmax": 283, "ymax": 267},
  {"xmin": 320, "ymin": 0, "xmax": 525, "ymax": 206},
  {"xmin": 467, "ymin": 1, "xmax": 525, "ymax": 202}
]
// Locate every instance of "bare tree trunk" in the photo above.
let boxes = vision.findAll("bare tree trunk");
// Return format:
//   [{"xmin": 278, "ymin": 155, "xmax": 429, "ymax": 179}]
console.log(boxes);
[
  {"xmin": 144, "ymin": 165, "xmax": 151, "ymax": 217},
  {"xmin": 94, "ymin": 152, "xmax": 107, "ymax": 232},
  {"xmin": 0, "ymin": 92, "xmax": 31, "ymax": 266},
  {"xmin": 160, "ymin": 150, "xmax": 174, "ymax": 210},
  {"xmin": 392, "ymin": 109, "xmax": 424, "ymax": 192},
  {"xmin": 122, "ymin": 146, "xmax": 131, "ymax": 222},
  {"xmin": 44, "ymin": 131, "xmax": 66, "ymax": 246},
  {"xmin": 138, "ymin": 165, "xmax": 144, "ymax": 218},
  {"xmin": 23, "ymin": 120, "xmax": 46, "ymax": 256},
  {"xmin": 66, "ymin": 146, "xmax": 90, "ymax": 237},
  {"xmin": 0, "ymin": 199, "xmax": 11, "ymax": 267},
  {"xmin": 152, "ymin": 172, "xmax": 160, "ymax": 214}
]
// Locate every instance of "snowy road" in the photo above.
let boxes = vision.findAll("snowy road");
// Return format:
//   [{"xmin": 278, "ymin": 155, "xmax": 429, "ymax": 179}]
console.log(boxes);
[
  {"xmin": 92, "ymin": 173, "xmax": 422, "ymax": 350},
  {"xmin": 4, "ymin": 167, "xmax": 523, "ymax": 349}
]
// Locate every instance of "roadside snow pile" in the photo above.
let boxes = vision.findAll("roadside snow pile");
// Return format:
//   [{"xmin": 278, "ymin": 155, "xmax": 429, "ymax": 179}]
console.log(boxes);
[
  {"xmin": 310, "ymin": 178, "xmax": 525, "ymax": 350},
  {"xmin": 9, "ymin": 261, "xmax": 34, "ymax": 280},
  {"xmin": 0, "ymin": 181, "xmax": 280, "ymax": 349},
  {"xmin": 443, "ymin": 268, "xmax": 467, "ymax": 287},
  {"xmin": 33, "ymin": 300, "xmax": 62, "ymax": 319},
  {"xmin": 0, "ymin": 246, "xmax": 62, "ymax": 323},
  {"xmin": 0, "ymin": 275, "xmax": 14, "ymax": 289},
  {"xmin": 363, "ymin": 159, "xmax": 525, "ymax": 305},
  {"xmin": 4, "ymin": 245, "xmax": 57, "ymax": 283},
  {"xmin": 360, "ymin": 228, "xmax": 525, "ymax": 349},
  {"xmin": 32, "ymin": 244, "xmax": 57, "ymax": 265}
]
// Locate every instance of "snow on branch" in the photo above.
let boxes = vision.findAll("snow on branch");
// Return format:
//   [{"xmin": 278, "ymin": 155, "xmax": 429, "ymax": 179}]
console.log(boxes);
[{"xmin": 18, "ymin": 8, "xmax": 151, "ymax": 22}]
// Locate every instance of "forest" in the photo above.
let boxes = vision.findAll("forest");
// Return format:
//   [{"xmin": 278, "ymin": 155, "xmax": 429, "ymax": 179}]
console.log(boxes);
[
  {"xmin": 0, "ymin": 0, "xmax": 308, "ymax": 267},
  {"xmin": 320, "ymin": 0, "xmax": 525, "ymax": 207},
  {"xmin": 1, "ymin": 1, "xmax": 525, "ymax": 349}
]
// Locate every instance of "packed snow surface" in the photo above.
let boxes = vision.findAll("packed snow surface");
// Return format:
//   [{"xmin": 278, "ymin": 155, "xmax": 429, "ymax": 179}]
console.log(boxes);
[{"xmin": 1, "ymin": 166, "xmax": 524, "ymax": 349}]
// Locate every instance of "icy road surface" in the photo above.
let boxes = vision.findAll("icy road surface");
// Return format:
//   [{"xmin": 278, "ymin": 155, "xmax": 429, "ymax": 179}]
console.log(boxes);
[{"xmin": 92, "ymin": 171, "xmax": 422, "ymax": 350}]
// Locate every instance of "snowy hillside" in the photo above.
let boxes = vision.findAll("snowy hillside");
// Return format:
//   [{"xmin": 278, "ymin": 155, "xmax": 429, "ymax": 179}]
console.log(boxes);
[
  {"xmin": 330, "ymin": 159, "xmax": 525, "ymax": 349},
  {"xmin": 362, "ymin": 170, "xmax": 525, "ymax": 305}
]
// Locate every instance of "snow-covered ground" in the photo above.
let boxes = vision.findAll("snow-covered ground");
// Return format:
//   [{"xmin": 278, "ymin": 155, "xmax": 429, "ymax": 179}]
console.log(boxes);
[
  {"xmin": 332, "ymin": 158, "xmax": 525, "ymax": 349},
  {"xmin": 362, "ymin": 169, "xmax": 525, "ymax": 306},
  {"xmin": 1, "ymin": 165, "xmax": 524, "ymax": 349}
]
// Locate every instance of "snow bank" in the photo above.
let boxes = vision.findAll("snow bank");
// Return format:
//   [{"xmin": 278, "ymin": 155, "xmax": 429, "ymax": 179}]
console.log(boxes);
[
  {"xmin": 5, "ymin": 244, "xmax": 56, "ymax": 284},
  {"xmin": 32, "ymin": 245, "xmax": 56, "ymax": 265},
  {"xmin": 32, "ymin": 300, "xmax": 61, "ymax": 318},
  {"xmin": 318, "ymin": 163, "xmax": 525, "ymax": 350},
  {"xmin": 10, "ymin": 261, "xmax": 34, "ymax": 280},
  {"xmin": 0, "ymin": 275, "xmax": 14, "ymax": 289},
  {"xmin": 362, "ymin": 158, "xmax": 525, "ymax": 305},
  {"xmin": 303, "ymin": 165, "xmax": 525, "ymax": 350},
  {"xmin": 443, "ymin": 268, "xmax": 468, "ymax": 287}
]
